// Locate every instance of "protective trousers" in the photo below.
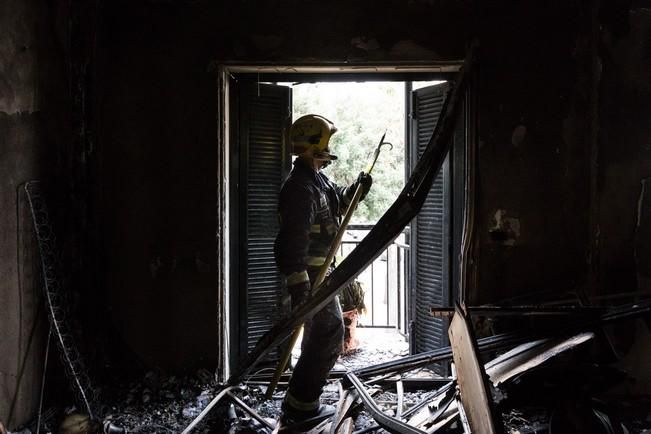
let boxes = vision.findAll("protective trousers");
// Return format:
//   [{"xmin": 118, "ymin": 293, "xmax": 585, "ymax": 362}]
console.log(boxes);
[{"xmin": 285, "ymin": 270, "xmax": 344, "ymax": 410}]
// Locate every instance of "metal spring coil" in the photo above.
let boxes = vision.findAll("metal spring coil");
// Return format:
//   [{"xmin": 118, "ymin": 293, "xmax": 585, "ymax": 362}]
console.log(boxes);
[{"xmin": 24, "ymin": 181, "xmax": 97, "ymax": 418}]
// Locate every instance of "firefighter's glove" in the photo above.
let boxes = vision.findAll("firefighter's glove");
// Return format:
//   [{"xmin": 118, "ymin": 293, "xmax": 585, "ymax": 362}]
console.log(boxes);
[
  {"xmin": 356, "ymin": 172, "xmax": 373, "ymax": 201},
  {"xmin": 288, "ymin": 280, "xmax": 311, "ymax": 306}
]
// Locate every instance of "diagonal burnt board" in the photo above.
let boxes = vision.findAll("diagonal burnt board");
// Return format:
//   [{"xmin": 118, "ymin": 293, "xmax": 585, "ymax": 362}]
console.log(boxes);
[
  {"xmin": 448, "ymin": 305, "xmax": 500, "ymax": 434},
  {"xmin": 485, "ymin": 332, "xmax": 594, "ymax": 387},
  {"xmin": 228, "ymin": 44, "xmax": 478, "ymax": 385}
]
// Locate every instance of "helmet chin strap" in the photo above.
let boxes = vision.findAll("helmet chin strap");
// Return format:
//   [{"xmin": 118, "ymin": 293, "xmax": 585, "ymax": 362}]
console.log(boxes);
[
  {"xmin": 299, "ymin": 150, "xmax": 337, "ymax": 171},
  {"xmin": 313, "ymin": 155, "xmax": 336, "ymax": 170},
  {"xmin": 312, "ymin": 150, "xmax": 338, "ymax": 162}
]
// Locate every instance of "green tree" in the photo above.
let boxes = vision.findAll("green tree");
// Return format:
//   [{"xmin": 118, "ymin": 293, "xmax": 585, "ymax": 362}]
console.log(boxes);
[{"xmin": 292, "ymin": 82, "xmax": 405, "ymax": 224}]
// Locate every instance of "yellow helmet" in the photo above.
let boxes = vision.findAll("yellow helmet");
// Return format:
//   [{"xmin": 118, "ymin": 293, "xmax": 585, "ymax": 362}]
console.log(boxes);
[{"xmin": 289, "ymin": 114, "xmax": 338, "ymax": 160}]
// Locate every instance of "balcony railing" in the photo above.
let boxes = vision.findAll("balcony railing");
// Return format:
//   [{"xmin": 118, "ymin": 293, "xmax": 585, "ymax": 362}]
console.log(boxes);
[{"xmin": 337, "ymin": 225, "xmax": 410, "ymax": 333}]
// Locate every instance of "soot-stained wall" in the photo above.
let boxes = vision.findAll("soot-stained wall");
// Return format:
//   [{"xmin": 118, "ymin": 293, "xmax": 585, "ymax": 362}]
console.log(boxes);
[
  {"xmin": 93, "ymin": 0, "xmax": 649, "ymax": 370},
  {"xmin": 94, "ymin": 0, "xmax": 472, "ymax": 372},
  {"xmin": 599, "ymin": 9, "xmax": 651, "ymax": 296},
  {"xmin": 475, "ymin": 4, "xmax": 651, "ymax": 305},
  {"xmin": 473, "ymin": 3, "xmax": 594, "ymax": 303},
  {"xmin": 2, "ymin": 0, "xmax": 649, "ymax": 423},
  {"xmin": 94, "ymin": 3, "xmax": 221, "ymax": 371},
  {"xmin": 0, "ymin": 0, "xmax": 69, "ymax": 427}
]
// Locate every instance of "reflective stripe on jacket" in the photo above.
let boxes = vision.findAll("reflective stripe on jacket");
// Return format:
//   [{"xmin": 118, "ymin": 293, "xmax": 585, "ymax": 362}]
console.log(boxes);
[{"xmin": 274, "ymin": 158, "xmax": 353, "ymax": 283}]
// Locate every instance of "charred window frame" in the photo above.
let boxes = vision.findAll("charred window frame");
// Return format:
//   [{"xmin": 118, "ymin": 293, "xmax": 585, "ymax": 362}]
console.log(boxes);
[{"xmin": 216, "ymin": 63, "xmax": 476, "ymax": 381}]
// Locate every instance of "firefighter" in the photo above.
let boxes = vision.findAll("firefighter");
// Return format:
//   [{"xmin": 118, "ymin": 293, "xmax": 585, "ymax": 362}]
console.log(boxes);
[{"xmin": 274, "ymin": 114, "xmax": 372, "ymax": 429}]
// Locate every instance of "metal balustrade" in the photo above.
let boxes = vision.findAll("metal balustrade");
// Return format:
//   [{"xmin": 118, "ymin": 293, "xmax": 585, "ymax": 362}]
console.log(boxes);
[{"xmin": 338, "ymin": 225, "xmax": 410, "ymax": 332}]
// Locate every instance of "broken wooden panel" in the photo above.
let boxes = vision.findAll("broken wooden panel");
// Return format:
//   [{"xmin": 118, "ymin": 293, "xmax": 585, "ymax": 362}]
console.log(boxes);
[
  {"xmin": 485, "ymin": 332, "xmax": 595, "ymax": 386},
  {"xmin": 431, "ymin": 305, "xmax": 605, "ymax": 317},
  {"xmin": 448, "ymin": 305, "xmax": 499, "ymax": 434},
  {"xmin": 328, "ymin": 386, "xmax": 358, "ymax": 434}
]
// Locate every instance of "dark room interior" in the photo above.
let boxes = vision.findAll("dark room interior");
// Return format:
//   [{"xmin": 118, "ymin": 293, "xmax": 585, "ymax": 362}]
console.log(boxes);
[{"xmin": 1, "ymin": 1, "xmax": 651, "ymax": 433}]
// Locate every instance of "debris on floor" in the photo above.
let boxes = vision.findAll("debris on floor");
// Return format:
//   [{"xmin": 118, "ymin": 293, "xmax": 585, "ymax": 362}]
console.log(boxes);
[
  {"xmin": 172, "ymin": 299, "xmax": 651, "ymax": 434},
  {"xmin": 15, "ymin": 300, "xmax": 651, "ymax": 434}
]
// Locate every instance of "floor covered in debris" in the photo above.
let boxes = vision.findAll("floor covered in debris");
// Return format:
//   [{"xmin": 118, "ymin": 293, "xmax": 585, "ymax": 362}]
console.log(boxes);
[
  {"xmin": 38, "ymin": 317, "xmax": 650, "ymax": 434},
  {"xmin": 98, "ymin": 327, "xmax": 412, "ymax": 433}
]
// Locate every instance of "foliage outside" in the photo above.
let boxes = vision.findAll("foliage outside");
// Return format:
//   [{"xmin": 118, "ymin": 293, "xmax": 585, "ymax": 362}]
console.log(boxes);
[{"xmin": 292, "ymin": 82, "xmax": 405, "ymax": 224}]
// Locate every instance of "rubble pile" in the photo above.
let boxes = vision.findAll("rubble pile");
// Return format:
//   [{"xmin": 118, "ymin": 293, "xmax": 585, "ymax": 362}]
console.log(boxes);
[
  {"xmin": 100, "ymin": 369, "xmax": 221, "ymax": 433},
  {"xmin": 9, "ymin": 308, "xmax": 651, "ymax": 434}
]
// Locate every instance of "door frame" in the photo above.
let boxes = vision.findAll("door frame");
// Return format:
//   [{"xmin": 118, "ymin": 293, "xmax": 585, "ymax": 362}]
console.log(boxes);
[{"xmin": 216, "ymin": 61, "xmax": 473, "ymax": 382}]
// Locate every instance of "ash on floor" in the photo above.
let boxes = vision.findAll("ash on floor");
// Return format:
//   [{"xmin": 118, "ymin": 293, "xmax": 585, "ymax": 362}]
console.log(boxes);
[
  {"xmin": 22, "ymin": 329, "xmax": 411, "ymax": 433},
  {"xmin": 291, "ymin": 327, "xmax": 409, "ymax": 372},
  {"xmin": 337, "ymin": 327, "xmax": 409, "ymax": 371},
  {"xmin": 100, "ymin": 369, "xmax": 222, "ymax": 433}
]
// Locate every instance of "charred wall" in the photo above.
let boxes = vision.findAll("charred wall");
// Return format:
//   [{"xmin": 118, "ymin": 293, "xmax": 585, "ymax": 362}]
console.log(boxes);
[
  {"xmin": 599, "ymin": 8, "xmax": 651, "ymax": 296},
  {"xmin": 86, "ymin": 1, "xmax": 650, "ymax": 368},
  {"xmin": 93, "ymin": 0, "xmax": 471, "ymax": 372},
  {"xmin": 2, "ymin": 0, "xmax": 650, "ymax": 426},
  {"xmin": 93, "ymin": 3, "xmax": 222, "ymax": 372},
  {"xmin": 473, "ymin": 3, "xmax": 593, "ymax": 304},
  {"xmin": 474, "ymin": 3, "xmax": 651, "ymax": 306},
  {"xmin": 0, "ymin": 0, "xmax": 70, "ymax": 428}
]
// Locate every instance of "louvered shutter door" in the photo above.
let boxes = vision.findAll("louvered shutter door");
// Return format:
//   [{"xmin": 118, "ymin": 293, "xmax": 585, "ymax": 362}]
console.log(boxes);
[
  {"xmin": 410, "ymin": 83, "xmax": 451, "ymax": 362},
  {"xmin": 239, "ymin": 83, "xmax": 291, "ymax": 362}
]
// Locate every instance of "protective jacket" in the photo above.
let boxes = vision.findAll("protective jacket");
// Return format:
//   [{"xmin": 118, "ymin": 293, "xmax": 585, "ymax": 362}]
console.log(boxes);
[
  {"xmin": 274, "ymin": 158, "xmax": 353, "ymax": 287},
  {"xmin": 273, "ymin": 157, "xmax": 352, "ymax": 411}
]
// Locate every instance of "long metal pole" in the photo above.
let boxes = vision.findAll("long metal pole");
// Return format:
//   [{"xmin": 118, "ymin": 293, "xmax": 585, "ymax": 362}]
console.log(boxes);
[{"xmin": 265, "ymin": 134, "xmax": 390, "ymax": 399}]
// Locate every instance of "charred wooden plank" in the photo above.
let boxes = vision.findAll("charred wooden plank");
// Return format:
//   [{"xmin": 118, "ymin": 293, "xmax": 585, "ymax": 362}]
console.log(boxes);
[
  {"xmin": 430, "ymin": 305, "xmax": 605, "ymax": 317},
  {"xmin": 448, "ymin": 305, "xmax": 500, "ymax": 434}
]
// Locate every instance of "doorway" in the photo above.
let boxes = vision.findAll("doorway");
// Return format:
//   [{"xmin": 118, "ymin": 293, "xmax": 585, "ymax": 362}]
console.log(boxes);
[{"xmin": 217, "ymin": 64, "xmax": 469, "ymax": 381}]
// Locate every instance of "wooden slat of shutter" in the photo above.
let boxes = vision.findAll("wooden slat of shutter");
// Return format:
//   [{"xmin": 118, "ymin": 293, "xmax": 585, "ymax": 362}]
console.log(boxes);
[
  {"xmin": 240, "ymin": 83, "xmax": 291, "ymax": 361},
  {"xmin": 410, "ymin": 83, "xmax": 451, "ymax": 362}
]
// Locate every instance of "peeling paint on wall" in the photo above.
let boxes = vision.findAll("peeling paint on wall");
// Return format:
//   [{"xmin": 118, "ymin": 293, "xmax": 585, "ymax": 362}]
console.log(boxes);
[
  {"xmin": 511, "ymin": 124, "xmax": 527, "ymax": 147},
  {"xmin": 489, "ymin": 209, "xmax": 521, "ymax": 246},
  {"xmin": 0, "ymin": 1, "xmax": 38, "ymax": 114}
]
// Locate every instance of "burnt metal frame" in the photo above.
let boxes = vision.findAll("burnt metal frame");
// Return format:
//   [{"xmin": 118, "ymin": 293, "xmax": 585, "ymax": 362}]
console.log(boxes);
[
  {"xmin": 225, "ymin": 390, "xmax": 276, "ymax": 431},
  {"xmin": 24, "ymin": 182, "xmax": 97, "ymax": 418},
  {"xmin": 346, "ymin": 372, "xmax": 428, "ymax": 434},
  {"xmin": 357, "ymin": 381, "xmax": 457, "ymax": 434},
  {"xmin": 339, "ymin": 226, "xmax": 410, "ymax": 328},
  {"xmin": 403, "ymin": 381, "xmax": 455, "ymax": 420},
  {"xmin": 181, "ymin": 386, "xmax": 238, "ymax": 434}
]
